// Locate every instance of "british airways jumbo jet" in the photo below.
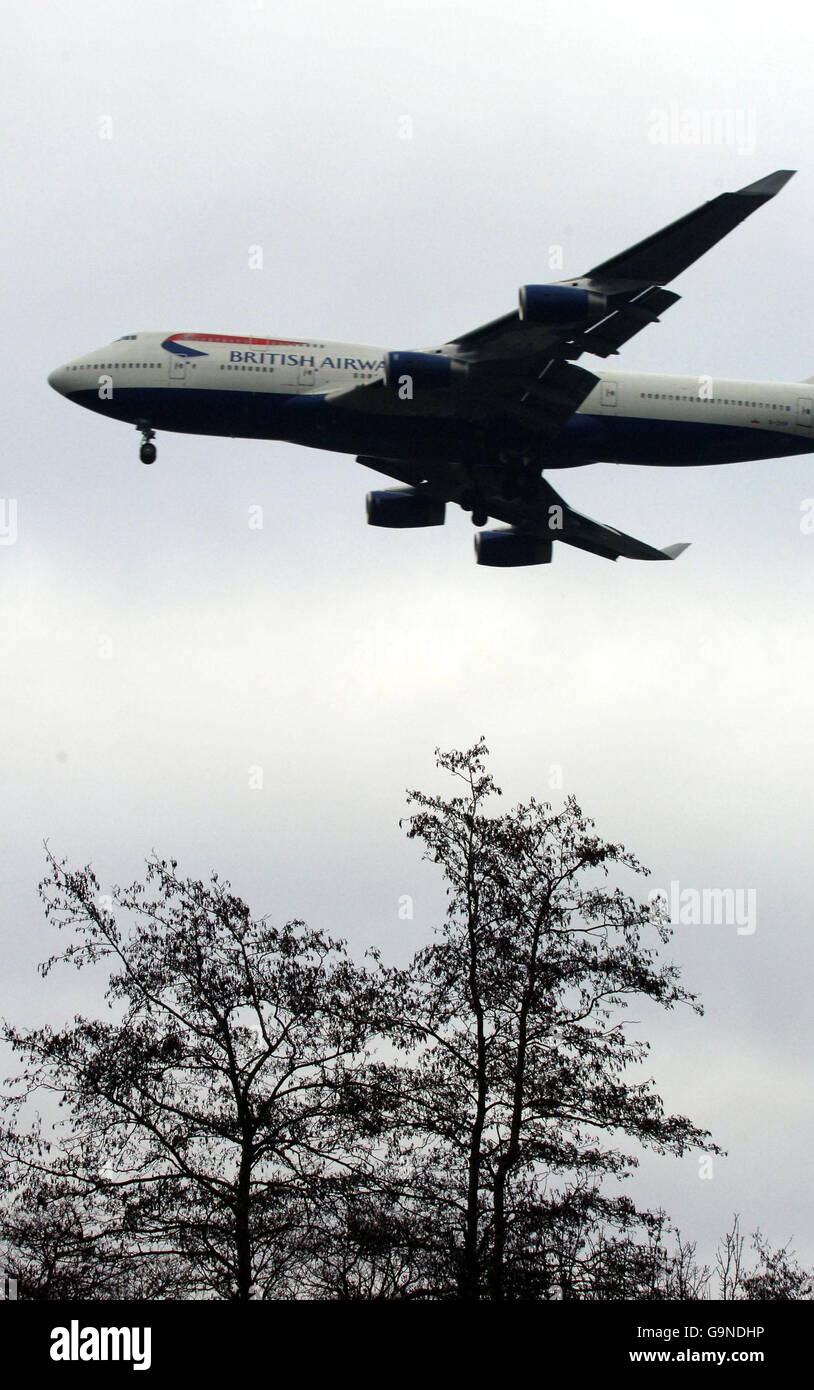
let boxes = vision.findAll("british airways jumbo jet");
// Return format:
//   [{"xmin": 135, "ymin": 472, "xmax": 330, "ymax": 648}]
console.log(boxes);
[{"xmin": 48, "ymin": 169, "xmax": 811, "ymax": 567}]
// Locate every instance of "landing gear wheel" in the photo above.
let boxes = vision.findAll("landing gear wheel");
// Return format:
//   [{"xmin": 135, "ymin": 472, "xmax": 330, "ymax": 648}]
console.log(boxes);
[
  {"xmin": 461, "ymin": 486, "xmax": 489, "ymax": 527},
  {"xmin": 136, "ymin": 422, "xmax": 156, "ymax": 465}
]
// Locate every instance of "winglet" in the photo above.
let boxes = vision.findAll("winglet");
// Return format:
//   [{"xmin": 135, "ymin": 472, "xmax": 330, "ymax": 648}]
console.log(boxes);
[
  {"xmin": 660, "ymin": 542, "xmax": 691, "ymax": 560},
  {"xmin": 736, "ymin": 169, "xmax": 795, "ymax": 198}
]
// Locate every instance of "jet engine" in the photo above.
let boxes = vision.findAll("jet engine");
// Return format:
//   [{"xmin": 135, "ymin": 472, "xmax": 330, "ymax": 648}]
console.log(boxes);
[
  {"xmin": 518, "ymin": 284, "xmax": 607, "ymax": 325},
  {"xmin": 383, "ymin": 350, "xmax": 467, "ymax": 391},
  {"xmin": 366, "ymin": 488, "xmax": 446, "ymax": 528},
  {"xmin": 474, "ymin": 529, "xmax": 552, "ymax": 567}
]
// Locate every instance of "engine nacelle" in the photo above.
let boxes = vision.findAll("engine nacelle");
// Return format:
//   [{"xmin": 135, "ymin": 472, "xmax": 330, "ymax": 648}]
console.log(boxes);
[
  {"xmin": 518, "ymin": 284, "xmax": 607, "ymax": 325},
  {"xmin": 474, "ymin": 529, "xmax": 552, "ymax": 567},
  {"xmin": 383, "ymin": 350, "xmax": 466, "ymax": 392},
  {"xmin": 366, "ymin": 488, "xmax": 446, "ymax": 529}
]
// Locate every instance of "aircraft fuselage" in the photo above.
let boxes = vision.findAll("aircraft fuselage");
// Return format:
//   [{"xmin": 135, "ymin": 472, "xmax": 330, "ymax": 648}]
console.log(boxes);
[{"xmin": 48, "ymin": 331, "xmax": 814, "ymax": 470}]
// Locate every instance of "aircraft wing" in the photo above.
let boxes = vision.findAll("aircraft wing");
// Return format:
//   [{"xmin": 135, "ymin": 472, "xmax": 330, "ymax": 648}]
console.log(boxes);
[
  {"xmin": 520, "ymin": 476, "xmax": 690, "ymax": 562},
  {"xmin": 346, "ymin": 173, "xmax": 792, "ymax": 561},
  {"xmin": 326, "ymin": 357, "xmax": 600, "ymax": 436},
  {"xmin": 328, "ymin": 171, "xmax": 793, "ymax": 446},
  {"xmin": 358, "ymin": 457, "xmax": 689, "ymax": 563},
  {"xmin": 448, "ymin": 170, "xmax": 795, "ymax": 366}
]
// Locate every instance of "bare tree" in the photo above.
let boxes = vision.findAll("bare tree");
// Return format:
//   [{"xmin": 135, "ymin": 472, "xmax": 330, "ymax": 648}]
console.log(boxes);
[
  {"xmin": 716, "ymin": 1213, "xmax": 746, "ymax": 1299},
  {"xmin": 0, "ymin": 1172, "xmax": 188, "ymax": 1299},
  {"xmin": 344, "ymin": 742, "xmax": 718, "ymax": 1299},
  {"xmin": 1, "ymin": 851, "xmax": 381, "ymax": 1299},
  {"xmin": 716, "ymin": 1217, "xmax": 813, "ymax": 1300}
]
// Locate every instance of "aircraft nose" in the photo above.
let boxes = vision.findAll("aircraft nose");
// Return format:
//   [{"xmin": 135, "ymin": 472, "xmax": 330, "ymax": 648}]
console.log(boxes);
[{"xmin": 48, "ymin": 364, "xmax": 71, "ymax": 394}]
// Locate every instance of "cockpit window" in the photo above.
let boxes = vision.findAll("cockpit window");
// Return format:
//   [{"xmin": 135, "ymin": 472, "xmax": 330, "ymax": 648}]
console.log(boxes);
[{"xmin": 115, "ymin": 334, "xmax": 137, "ymax": 341}]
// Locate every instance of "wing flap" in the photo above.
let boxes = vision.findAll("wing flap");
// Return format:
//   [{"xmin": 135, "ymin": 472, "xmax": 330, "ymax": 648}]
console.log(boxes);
[
  {"xmin": 563, "ymin": 287, "xmax": 681, "ymax": 360},
  {"xmin": 479, "ymin": 358, "xmax": 599, "ymax": 432}
]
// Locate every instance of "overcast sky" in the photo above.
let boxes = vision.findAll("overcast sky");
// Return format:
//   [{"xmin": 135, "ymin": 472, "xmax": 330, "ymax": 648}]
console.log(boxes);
[{"xmin": 2, "ymin": 0, "xmax": 813, "ymax": 1271}]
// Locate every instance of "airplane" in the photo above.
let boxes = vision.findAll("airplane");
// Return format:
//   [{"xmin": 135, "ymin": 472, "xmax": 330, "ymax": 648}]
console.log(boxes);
[{"xmin": 47, "ymin": 169, "xmax": 811, "ymax": 567}]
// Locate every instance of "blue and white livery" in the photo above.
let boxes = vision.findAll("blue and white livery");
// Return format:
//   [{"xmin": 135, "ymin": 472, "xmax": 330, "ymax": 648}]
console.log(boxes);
[{"xmin": 48, "ymin": 170, "xmax": 808, "ymax": 566}]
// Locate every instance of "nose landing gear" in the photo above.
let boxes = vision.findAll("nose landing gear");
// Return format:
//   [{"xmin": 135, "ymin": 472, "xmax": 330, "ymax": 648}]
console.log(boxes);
[{"xmin": 137, "ymin": 422, "xmax": 157, "ymax": 465}]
